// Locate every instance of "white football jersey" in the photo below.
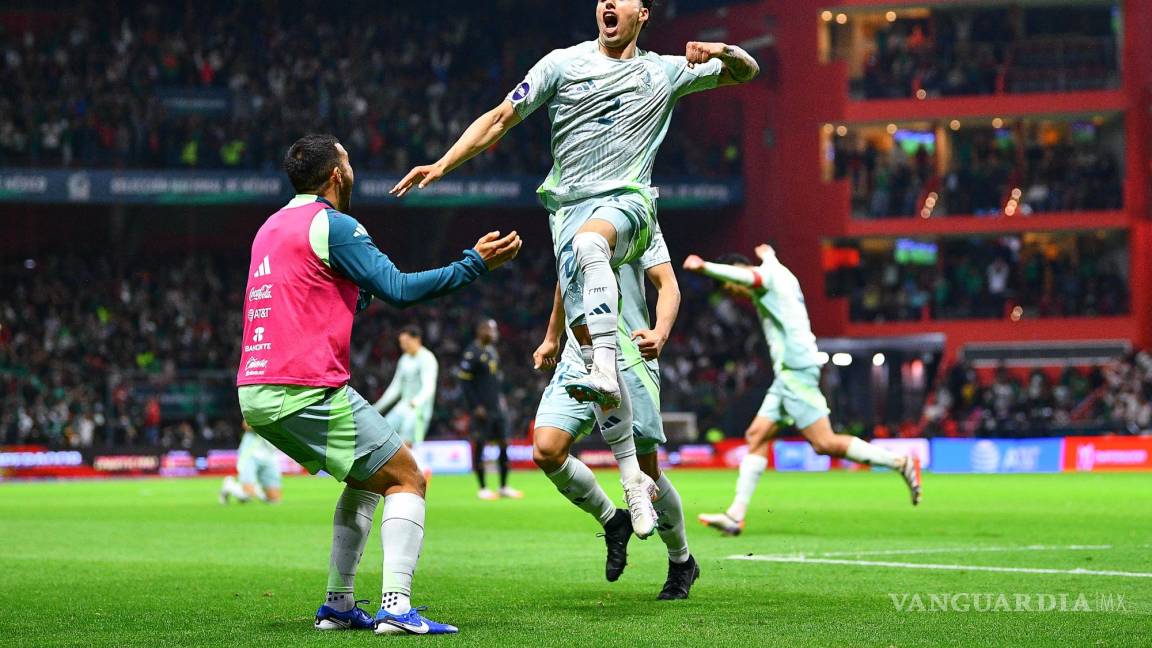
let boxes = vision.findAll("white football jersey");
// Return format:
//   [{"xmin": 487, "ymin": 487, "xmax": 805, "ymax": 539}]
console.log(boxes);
[{"xmin": 508, "ymin": 41, "xmax": 723, "ymax": 208}]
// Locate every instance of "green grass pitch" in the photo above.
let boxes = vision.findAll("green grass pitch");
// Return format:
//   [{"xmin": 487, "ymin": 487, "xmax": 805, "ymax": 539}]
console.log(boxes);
[{"xmin": 1, "ymin": 470, "xmax": 1149, "ymax": 647}]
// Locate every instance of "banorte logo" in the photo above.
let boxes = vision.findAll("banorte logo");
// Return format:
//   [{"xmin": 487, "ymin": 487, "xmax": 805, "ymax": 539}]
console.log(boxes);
[{"xmin": 252, "ymin": 327, "xmax": 265, "ymax": 342}]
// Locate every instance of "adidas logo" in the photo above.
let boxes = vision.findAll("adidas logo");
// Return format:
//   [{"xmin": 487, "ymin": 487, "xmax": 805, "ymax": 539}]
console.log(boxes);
[
  {"xmin": 591, "ymin": 303, "xmax": 612, "ymax": 315},
  {"xmin": 604, "ymin": 415, "xmax": 622, "ymax": 428},
  {"xmin": 253, "ymin": 255, "xmax": 271, "ymax": 278}
]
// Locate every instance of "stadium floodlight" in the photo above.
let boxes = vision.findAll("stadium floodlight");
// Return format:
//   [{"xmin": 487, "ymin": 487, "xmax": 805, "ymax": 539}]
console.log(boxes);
[
  {"xmin": 873, "ymin": 353, "xmax": 886, "ymax": 367},
  {"xmin": 832, "ymin": 353, "xmax": 852, "ymax": 367}
]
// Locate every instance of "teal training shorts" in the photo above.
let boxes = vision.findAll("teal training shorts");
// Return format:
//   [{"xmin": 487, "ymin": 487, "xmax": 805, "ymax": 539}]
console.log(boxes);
[
  {"xmin": 550, "ymin": 189, "xmax": 656, "ymax": 327},
  {"xmin": 757, "ymin": 366, "xmax": 831, "ymax": 431},
  {"xmin": 244, "ymin": 386, "xmax": 403, "ymax": 483},
  {"xmin": 535, "ymin": 358, "xmax": 665, "ymax": 455}
]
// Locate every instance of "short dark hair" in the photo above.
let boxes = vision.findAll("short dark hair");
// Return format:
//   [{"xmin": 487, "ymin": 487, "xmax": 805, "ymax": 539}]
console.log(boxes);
[
  {"xmin": 284, "ymin": 134, "xmax": 340, "ymax": 194},
  {"xmin": 717, "ymin": 252, "xmax": 753, "ymax": 266},
  {"xmin": 399, "ymin": 325, "xmax": 422, "ymax": 339}
]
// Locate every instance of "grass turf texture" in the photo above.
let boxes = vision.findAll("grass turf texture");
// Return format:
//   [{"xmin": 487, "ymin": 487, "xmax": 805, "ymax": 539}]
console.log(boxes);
[{"xmin": 1, "ymin": 470, "xmax": 1149, "ymax": 647}]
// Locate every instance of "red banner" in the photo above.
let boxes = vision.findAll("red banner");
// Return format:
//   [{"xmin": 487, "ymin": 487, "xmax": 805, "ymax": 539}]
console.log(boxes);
[{"xmin": 1063, "ymin": 436, "xmax": 1152, "ymax": 472}]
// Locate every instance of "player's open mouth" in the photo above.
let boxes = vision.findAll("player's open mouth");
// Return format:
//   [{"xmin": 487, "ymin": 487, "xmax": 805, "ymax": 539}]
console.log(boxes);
[{"xmin": 603, "ymin": 11, "xmax": 618, "ymax": 32}]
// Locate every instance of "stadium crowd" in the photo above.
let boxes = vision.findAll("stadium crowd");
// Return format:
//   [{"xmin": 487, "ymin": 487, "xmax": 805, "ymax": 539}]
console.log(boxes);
[
  {"xmin": 922, "ymin": 351, "xmax": 1152, "ymax": 437},
  {"xmin": 0, "ymin": 0, "xmax": 733, "ymax": 176},
  {"xmin": 844, "ymin": 234, "xmax": 1129, "ymax": 322},
  {"xmin": 853, "ymin": 6, "xmax": 1118, "ymax": 100},
  {"xmin": 0, "ymin": 245, "xmax": 765, "ymax": 450},
  {"xmin": 3, "ymin": 240, "xmax": 1145, "ymax": 449},
  {"xmin": 838, "ymin": 125, "xmax": 1123, "ymax": 219}
]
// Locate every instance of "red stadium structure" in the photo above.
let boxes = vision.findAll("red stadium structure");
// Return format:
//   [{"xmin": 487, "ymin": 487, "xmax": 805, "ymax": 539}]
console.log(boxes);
[{"xmin": 655, "ymin": 0, "xmax": 1150, "ymax": 362}]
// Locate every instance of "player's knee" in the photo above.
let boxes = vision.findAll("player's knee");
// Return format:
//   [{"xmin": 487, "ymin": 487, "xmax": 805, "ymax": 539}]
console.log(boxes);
[
  {"xmin": 392, "ymin": 465, "xmax": 427, "ymax": 498},
  {"xmin": 808, "ymin": 435, "xmax": 837, "ymax": 456},
  {"xmin": 572, "ymin": 232, "xmax": 611, "ymax": 267},
  {"xmin": 532, "ymin": 440, "xmax": 568, "ymax": 472}
]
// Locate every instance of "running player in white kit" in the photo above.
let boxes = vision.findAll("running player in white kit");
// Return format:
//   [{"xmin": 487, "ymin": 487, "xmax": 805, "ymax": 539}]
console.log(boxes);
[{"xmin": 684, "ymin": 245, "xmax": 923, "ymax": 537}]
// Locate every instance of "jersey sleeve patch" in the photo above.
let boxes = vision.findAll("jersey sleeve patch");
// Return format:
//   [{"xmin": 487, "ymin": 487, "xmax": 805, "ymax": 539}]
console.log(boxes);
[{"xmin": 507, "ymin": 49, "xmax": 566, "ymax": 118}]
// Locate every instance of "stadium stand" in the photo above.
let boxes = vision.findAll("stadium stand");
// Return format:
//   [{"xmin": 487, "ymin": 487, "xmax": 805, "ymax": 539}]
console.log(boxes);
[
  {"xmin": 843, "ymin": 5, "xmax": 1119, "ymax": 100},
  {"xmin": 0, "ymin": 0, "xmax": 729, "ymax": 175}
]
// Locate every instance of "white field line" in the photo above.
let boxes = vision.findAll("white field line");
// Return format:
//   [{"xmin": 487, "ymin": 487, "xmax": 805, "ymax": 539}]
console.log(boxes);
[
  {"xmin": 782, "ymin": 544, "xmax": 1114, "ymax": 559},
  {"xmin": 727, "ymin": 555, "xmax": 1152, "ymax": 579}
]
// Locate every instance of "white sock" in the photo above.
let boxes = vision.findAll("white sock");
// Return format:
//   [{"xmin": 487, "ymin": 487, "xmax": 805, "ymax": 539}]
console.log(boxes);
[
  {"xmin": 845, "ymin": 437, "xmax": 901, "ymax": 469},
  {"xmin": 580, "ymin": 345, "xmax": 593, "ymax": 372},
  {"xmin": 380, "ymin": 492, "xmax": 424, "ymax": 615},
  {"xmin": 573, "ymin": 232, "xmax": 618, "ymax": 379},
  {"xmin": 546, "ymin": 456, "xmax": 616, "ymax": 526},
  {"xmin": 653, "ymin": 473, "xmax": 690, "ymax": 563},
  {"xmin": 326, "ymin": 487, "xmax": 381, "ymax": 610},
  {"xmin": 727, "ymin": 453, "xmax": 768, "ymax": 521},
  {"xmin": 595, "ymin": 374, "xmax": 642, "ymax": 482},
  {"xmin": 224, "ymin": 476, "xmax": 250, "ymax": 502}
]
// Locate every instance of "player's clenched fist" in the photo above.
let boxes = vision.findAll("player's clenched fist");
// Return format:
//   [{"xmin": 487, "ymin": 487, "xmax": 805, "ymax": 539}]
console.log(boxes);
[
  {"xmin": 473, "ymin": 231, "xmax": 523, "ymax": 270},
  {"xmin": 685, "ymin": 41, "xmax": 724, "ymax": 67},
  {"xmin": 682, "ymin": 254, "xmax": 705, "ymax": 272}
]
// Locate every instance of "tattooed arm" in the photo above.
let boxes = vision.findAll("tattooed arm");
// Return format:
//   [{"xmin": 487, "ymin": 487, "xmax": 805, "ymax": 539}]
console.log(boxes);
[{"xmin": 685, "ymin": 42, "xmax": 761, "ymax": 86}]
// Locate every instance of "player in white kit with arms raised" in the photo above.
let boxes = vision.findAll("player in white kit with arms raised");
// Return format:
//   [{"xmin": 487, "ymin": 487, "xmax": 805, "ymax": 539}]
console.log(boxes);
[
  {"xmin": 374, "ymin": 326, "xmax": 438, "ymax": 477},
  {"xmin": 685, "ymin": 245, "xmax": 923, "ymax": 537},
  {"xmin": 392, "ymin": 0, "xmax": 761, "ymax": 538}
]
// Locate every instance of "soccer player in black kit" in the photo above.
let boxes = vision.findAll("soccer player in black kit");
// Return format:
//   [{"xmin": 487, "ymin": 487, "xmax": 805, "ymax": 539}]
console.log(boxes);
[{"xmin": 457, "ymin": 318, "xmax": 522, "ymax": 499}]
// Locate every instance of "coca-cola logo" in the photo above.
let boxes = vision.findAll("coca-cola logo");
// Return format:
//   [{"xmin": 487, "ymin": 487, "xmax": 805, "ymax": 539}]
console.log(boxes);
[{"xmin": 249, "ymin": 284, "xmax": 273, "ymax": 301}]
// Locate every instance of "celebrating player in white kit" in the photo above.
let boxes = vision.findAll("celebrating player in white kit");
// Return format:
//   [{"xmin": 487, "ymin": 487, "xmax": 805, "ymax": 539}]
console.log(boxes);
[
  {"xmin": 532, "ymin": 219, "xmax": 700, "ymax": 599},
  {"xmin": 685, "ymin": 245, "xmax": 923, "ymax": 537},
  {"xmin": 374, "ymin": 326, "xmax": 438, "ymax": 449},
  {"xmin": 391, "ymin": 0, "xmax": 760, "ymax": 537}
]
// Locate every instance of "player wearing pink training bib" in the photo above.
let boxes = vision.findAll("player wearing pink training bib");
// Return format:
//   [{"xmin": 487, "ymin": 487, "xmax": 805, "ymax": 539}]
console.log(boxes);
[{"xmin": 236, "ymin": 134, "xmax": 521, "ymax": 635}]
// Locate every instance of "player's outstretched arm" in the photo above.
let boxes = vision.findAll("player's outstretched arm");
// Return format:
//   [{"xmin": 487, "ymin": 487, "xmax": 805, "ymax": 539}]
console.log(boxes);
[
  {"xmin": 683, "ymin": 254, "xmax": 763, "ymax": 287},
  {"xmin": 330, "ymin": 216, "xmax": 522, "ymax": 308},
  {"xmin": 533, "ymin": 283, "xmax": 565, "ymax": 371},
  {"xmin": 391, "ymin": 101, "xmax": 523, "ymax": 197},
  {"xmin": 686, "ymin": 41, "xmax": 760, "ymax": 86},
  {"xmin": 632, "ymin": 262, "xmax": 680, "ymax": 361}
]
